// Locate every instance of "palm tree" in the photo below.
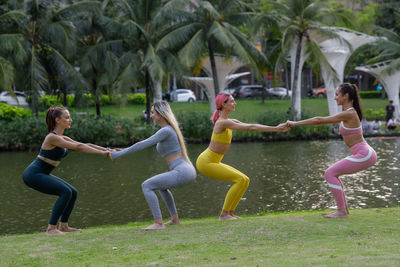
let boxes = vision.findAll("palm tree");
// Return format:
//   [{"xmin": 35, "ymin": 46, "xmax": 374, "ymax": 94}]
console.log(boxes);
[
  {"xmin": 157, "ymin": 0, "xmax": 268, "ymax": 110},
  {"xmin": 74, "ymin": 3, "xmax": 124, "ymax": 117},
  {"xmin": 0, "ymin": 0, "xmax": 94, "ymax": 115},
  {"xmin": 257, "ymin": 0, "xmax": 352, "ymax": 119},
  {"xmin": 0, "ymin": 6, "xmax": 27, "ymax": 93},
  {"xmin": 107, "ymin": 0, "xmax": 187, "ymax": 122}
]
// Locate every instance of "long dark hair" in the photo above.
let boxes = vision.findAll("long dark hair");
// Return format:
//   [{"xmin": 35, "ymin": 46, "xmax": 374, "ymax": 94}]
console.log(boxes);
[
  {"xmin": 46, "ymin": 106, "xmax": 67, "ymax": 133},
  {"xmin": 338, "ymin": 83, "xmax": 363, "ymax": 121}
]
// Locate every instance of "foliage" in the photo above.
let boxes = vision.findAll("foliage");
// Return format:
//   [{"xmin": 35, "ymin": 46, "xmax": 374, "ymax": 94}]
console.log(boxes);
[
  {"xmin": 0, "ymin": 103, "xmax": 31, "ymax": 121},
  {"xmin": 363, "ymin": 108, "xmax": 386, "ymax": 120},
  {"xmin": 25, "ymin": 93, "xmax": 147, "ymax": 110},
  {"xmin": 359, "ymin": 91, "xmax": 382, "ymax": 98},
  {"xmin": 0, "ymin": 114, "xmax": 153, "ymax": 150},
  {"xmin": 176, "ymin": 111, "xmax": 214, "ymax": 142}
]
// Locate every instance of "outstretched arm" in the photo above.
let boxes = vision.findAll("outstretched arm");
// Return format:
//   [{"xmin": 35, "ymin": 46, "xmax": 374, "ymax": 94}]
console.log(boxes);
[
  {"xmin": 62, "ymin": 136, "xmax": 109, "ymax": 151},
  {"xmin": 287, "ymin": 111, "xmax": 350, "ymax": 127},
  {"xmin": 110, "ymin": 127, "xmax": 169, "ymax": 160},
  {"xmin": 48, "ymin": 135, "xmax": 109, "ymax": 157},
  {"xmin": 218, "ymin": 119, "xmax": 290, "ymax": 132}
]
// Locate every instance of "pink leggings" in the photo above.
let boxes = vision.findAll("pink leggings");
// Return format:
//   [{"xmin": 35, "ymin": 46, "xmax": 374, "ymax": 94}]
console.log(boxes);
[{"xmin": 325, "ymin": 141, "xmax": 377, "ymax": 210}]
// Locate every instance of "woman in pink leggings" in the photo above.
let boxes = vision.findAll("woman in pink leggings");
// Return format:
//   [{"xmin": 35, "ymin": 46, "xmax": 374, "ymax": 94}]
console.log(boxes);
[{"xmin": 288, "ymin": 83, "xmax": 377, "ymax": 218}]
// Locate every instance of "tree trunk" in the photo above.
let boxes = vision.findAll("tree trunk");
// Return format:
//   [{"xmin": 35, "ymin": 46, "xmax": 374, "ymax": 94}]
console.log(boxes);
[
  {"xmin": 207, "ymin": 40, "xmax": 219, "ymax": 96},
  {"xmin": 145, "ymin": 70, "xmax": 151, "ymax": 124},
  {"xmin": 152, "ymin": 77, "xmax": 162, "ymax": 102},
  {"xmin": 291, "ymin": 34, "xmax": 303, "ymax": 120},
  {"xmin": 92, "ymin": 74, "xmax": 101, "ymax": 117}
]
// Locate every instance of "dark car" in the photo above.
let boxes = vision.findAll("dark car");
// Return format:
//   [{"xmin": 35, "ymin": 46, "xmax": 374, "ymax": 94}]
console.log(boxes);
[{"xmin": 233, "ymin": 85, "xmax": 265, "ymax": 99}]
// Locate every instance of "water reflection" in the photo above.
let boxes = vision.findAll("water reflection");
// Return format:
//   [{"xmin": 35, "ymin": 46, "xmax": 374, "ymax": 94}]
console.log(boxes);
[{"xmin": 0, "ymin": 138, "xmax": 399, "ymax": 235}]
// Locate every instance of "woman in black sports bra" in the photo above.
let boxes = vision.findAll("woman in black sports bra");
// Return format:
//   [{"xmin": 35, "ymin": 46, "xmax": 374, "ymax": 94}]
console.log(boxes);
[{"xmin": 22, "ymin": 106, "xmax": 110, "ymax": 235}]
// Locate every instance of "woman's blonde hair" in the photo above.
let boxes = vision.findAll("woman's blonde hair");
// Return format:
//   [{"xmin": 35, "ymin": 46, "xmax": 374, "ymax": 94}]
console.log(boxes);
[{"xmin": 153, "ymin": 101, "xmax": 191, "ymax": 163}]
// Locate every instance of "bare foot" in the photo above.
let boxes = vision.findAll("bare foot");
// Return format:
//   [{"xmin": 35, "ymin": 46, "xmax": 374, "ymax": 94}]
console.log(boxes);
[
  {"xmin": 59, "ymin": 226, "xmax": 81, "ymax": 233},
  {"xmin": 46, "ymin": 229, "xmax": 66, "ymax": 235},
  {"xmin": 141, "ymin": 223, "xmax": 166, "ymax": 230},
  {"xmin": 323, "ymin": 210, "xmax": 348, "ymax": 218},
  {"xmin": 165, "ymin": 221, "xmax": 180, "ymax": 225},
  {"xmin": 219, "ymin": 215, "xmax": 238, "ymax": 221}
]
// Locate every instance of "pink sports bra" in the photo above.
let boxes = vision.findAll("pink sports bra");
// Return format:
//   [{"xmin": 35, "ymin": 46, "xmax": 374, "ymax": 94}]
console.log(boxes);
[{"xmin": 339, "ymin": 122, "xmax": 362, "ymax": 137}]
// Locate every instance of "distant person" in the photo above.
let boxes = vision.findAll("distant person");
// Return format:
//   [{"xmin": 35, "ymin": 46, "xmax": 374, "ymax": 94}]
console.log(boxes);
[
  {"xmin": 376, "ymin": 84, "xmax": 382, "ymax": 92},
  {"xmin": 361, "ymin": 116, "xmax": 370, "ymax": 133},
  {"xmin": 370, "ymin": 119, "xmax": 382, "ymax": 134},
  {"xmin": 385, "ymin": 100, "xmax": 395, "ymax": 126},
  {"xmin": 22, "ymin": 106, "xmax": 110, "ymax": 235},
  {"xmin": 196, "ymin": 93, "xmax": 289, "ymax": 221},
  {"xmin": 287, "ymin": 83, "xmax": 377, "ymax": 218},
  {"xmin": 111, "ymin": 101, "xmax": 196, "ymax": 230},
  {"xmin": 387, "ymin": 115, "xmax": 398, "ymax": 131}
]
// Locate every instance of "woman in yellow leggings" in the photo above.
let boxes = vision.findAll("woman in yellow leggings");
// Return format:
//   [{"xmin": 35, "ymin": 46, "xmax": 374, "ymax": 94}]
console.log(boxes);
[{"xmin": 196, "ymin": 93, "xmax": 289, "ymax": 220}]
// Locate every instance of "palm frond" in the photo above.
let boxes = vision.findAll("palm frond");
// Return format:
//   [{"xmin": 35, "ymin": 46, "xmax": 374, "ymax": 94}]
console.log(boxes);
[
  {"xmin": 0, "ymin": 33, "xmax": 27, "ymax": 65},
  {"xmin": 178, "ymin": 29, "xmax": 207, "ymax": 69},
  {"xmin": 142, "ymin": 44, "xmax": 164, "ymax": 83},
  {"xmin": 0, "ymin": 57, "xmax": 15, "ymax": 91},
  {"xmin": 157, "ymin": 23, "xmax": 202, "ymax": 51},
  {"xmin": 48, "ymin": 48, "xmax": 87, "ymax": 94}
]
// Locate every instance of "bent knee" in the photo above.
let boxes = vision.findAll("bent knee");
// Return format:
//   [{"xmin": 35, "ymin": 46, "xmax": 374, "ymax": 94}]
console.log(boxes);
[{"xmin": 238, "ymin": 175, "xmax": 250, "ymax": 186}]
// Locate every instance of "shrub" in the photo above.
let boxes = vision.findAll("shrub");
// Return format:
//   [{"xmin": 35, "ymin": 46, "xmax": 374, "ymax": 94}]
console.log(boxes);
[
  {"xmin": 359, "ymin": 91, "xmax": 381, "ymax": 98},
  {"xmin": 364, "ymin": 108, "xmax": 385, "ymax": 121},
  {"xmin": 128, "ymin": 94, "xmax": 146, "ymax": 105},
  {"xmin": 177, "ymin": 111, "xmax": 213, "ymax": 142},
  {"xmin": 0, "ymin": 114, "xmax": 154, "ymax": 150},
  {"xmin": 0, "ymin": 103, "xmax": 32, "ymax": 121}
]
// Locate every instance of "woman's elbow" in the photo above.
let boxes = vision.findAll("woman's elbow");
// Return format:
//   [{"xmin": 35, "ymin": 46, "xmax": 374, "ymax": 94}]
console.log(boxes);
[{"xmin": 74, "ymin": 143, "xmax": 86, "ymax": 152}]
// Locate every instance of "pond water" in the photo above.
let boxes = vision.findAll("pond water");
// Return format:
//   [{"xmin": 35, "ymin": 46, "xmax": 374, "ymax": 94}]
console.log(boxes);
[{"xmin": 0, "ymin": 137, "xmax": 399, "ymax": 235}]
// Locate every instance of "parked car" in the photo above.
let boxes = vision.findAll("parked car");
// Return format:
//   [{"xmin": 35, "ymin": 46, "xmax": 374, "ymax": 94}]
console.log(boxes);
[
  {"xmin": 169, "ymin": 89, "xmax": 196, "ymax": 102},
  {"xmin": 0, "ymin": 91, "xmax": 29, "ymax": 107},
  {"xmin": 233, "ymin": 85, "xmax": 265, "ymax": 99},
  {"xmin": 266, "ymin": 87, "xmax": 291, "ymax": 99},
  {"xmin": 310, "ymin": 87, "xmax": 327, "ymax": 98}
]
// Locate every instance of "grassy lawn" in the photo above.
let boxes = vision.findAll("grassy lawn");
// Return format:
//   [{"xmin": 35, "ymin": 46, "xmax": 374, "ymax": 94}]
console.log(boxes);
[
  {"xmin": 70, "ymin": 98, "xmax": 388, "ymax": 121},
  {"xmin": 1, "ymin": 207, "xmax": 399, "ymax": 266}
]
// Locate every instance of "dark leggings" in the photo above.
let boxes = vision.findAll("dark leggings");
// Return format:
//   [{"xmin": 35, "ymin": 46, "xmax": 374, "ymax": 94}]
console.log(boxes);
[{"xmin": 23, "ymin": 158, "xmax": 77, "ymax": 225}]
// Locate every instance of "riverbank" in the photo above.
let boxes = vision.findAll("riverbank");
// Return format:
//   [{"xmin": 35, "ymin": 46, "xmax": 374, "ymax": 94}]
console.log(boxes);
[{"xmin": 1, "ymin": 207, "xmax": 399, "ymax": 266}]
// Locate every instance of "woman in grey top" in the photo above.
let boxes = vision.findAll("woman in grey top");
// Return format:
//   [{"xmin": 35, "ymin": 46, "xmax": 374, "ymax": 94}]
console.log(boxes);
[{"xmin": 111, "ymin": 101, "xmax": 196, "ymax": 230}]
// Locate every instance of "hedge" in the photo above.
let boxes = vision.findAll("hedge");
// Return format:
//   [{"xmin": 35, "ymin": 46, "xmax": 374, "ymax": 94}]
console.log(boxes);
[
  {"xmin": 26, "ymin": 93, "xmax": 146, "ymax": 110},
  {"xmin": 0, "ymin": 103, "xmax": 32, "ymax": 121}
]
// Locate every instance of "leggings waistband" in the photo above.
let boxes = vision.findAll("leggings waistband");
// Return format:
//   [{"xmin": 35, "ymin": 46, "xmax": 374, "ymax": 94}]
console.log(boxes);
[
  {"xmin": 168, "ymin": 157, "xmax": 189, "ymax": 169},
  {"xmin": 31, "ymin": 158, "xmax": 56, "ymax": 174}
]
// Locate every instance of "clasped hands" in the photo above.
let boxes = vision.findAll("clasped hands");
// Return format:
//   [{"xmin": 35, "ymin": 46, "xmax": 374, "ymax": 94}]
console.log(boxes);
[{"xmin": 276, "ymin": 120, "xmax": 296, "ymax": 132}]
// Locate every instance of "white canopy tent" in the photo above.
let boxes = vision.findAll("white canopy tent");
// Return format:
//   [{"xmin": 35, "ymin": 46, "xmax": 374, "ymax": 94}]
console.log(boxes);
[
  {"xmin": 319, "ymin": 27, "xmax": 381, "ymax": 115},
  {"xmin": 356, "ymin": 61, "xmax": 400, "ymax": 119},
  {"xmin": 187, "ymin": 56, "xmax": 247, "ymax": 112}
]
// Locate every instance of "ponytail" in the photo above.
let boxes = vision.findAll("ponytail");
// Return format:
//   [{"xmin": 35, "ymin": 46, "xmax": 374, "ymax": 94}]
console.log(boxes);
[
  {"xmin": 212, "ymin": 93, "xmax": 231, "ymax": 124},
  {"xmin": 339, "ymin": 83, "xmax": 363, "ymax": 121}
]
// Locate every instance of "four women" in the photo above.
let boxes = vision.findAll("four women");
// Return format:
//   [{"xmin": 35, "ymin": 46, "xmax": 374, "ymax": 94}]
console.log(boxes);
[{"xmin": 22, "ymin": 83, "xmax": 378, "ymax": 234}]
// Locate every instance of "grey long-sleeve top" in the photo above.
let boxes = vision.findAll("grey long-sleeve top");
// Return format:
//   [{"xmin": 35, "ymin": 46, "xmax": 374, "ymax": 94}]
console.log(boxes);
[{"xmin": 111, "ymin": 125, "xmax": 182, "ymax": 159}]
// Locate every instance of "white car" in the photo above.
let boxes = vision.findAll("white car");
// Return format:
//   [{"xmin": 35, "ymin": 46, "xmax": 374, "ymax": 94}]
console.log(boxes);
[
  {"xmin": 0, "ymin": 91, "xmax": 29, "ymax": 107},
  {"xmin": 266, "ymin": 87, "xmax": 291, "ymax": 99},
  {"xmin": 170, "ymin": 89, "xmax": 196, "ymax": 102}
]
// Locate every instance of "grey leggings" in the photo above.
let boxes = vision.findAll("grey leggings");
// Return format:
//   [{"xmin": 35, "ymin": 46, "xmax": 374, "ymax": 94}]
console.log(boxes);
[{"xmin": 142, "ymin": 157, "xmax": 196, "ymax": 219}]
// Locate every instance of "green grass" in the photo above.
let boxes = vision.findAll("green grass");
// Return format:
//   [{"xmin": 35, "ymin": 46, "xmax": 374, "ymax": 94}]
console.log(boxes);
[
  {"xmin": 2, "ymin": 207, "xmax": 400, "ymax": 266},
  {"xmin": 70, "ymin": 98, "xmax": 388, "ymax": 121}
]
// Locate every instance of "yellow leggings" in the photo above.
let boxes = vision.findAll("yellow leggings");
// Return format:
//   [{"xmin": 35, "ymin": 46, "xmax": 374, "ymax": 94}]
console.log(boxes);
[{"xmin": 196, "ymin": 148, "xmax": 250, "ymax": 211}]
